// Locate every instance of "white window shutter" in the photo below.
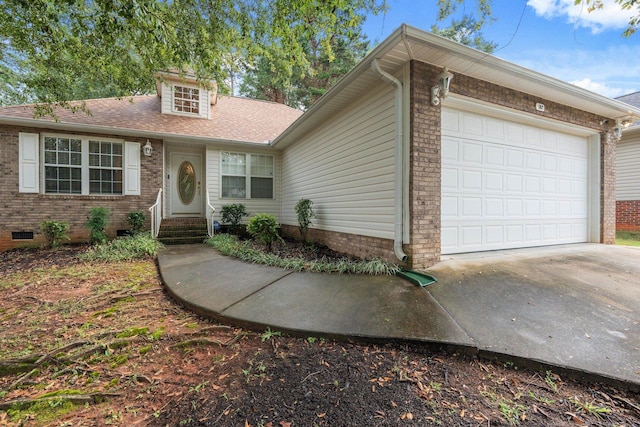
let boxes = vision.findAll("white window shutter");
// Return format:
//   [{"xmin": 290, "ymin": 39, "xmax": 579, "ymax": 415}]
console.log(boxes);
[
  {"xmin": 19, "ymin": 132, "xmax": 40, "ymax": 193},
  {"xmin": 124, "ymin": 141, "xmax": 141, "ymax": 195}
]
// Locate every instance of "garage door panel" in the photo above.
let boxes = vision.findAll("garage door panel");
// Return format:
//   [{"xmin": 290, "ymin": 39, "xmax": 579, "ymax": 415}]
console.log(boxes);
[{"xmin": 442, "ymin": 108, "xmax": 589, "ymax": 254}]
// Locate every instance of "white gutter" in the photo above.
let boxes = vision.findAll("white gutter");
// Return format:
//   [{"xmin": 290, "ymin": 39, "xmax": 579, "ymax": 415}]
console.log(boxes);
[{"xmin": 371, "ymin": 59, "xmax": 408, "ymax": 263}]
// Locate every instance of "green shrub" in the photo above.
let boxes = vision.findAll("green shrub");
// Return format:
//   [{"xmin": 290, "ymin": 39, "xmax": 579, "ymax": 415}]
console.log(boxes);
[
  {"xmin": 295, "ymin": 198, "xmax": 316, "ymax": 242},
  {"xmin": 39, "ymin": 220, "xmax": 70, "ymax": 248},
  {"xmin": 79, "ymin": 232, "xmax": 163, "ymax": 262},
  {"xmin": 247, "ymin": 213, "xmax": 282, "ymax": 251},
  {"xmin": 87, "ymin": 207, "xmax": 110, "ymax": 245},
  {"xmin": 127, "ymin": 210, "xmax": 146, "ymax": 234},
  {"xmin": 220, "ymin": 204, "xmax": 248, "ymax": 234}
]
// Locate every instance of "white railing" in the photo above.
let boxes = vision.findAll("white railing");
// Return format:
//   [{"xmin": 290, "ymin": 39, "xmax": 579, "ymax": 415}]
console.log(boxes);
[
  {"xmin": 206, "ymin": 189, "xmax": 216, "ymax": 237},
  {"xmin": 149, "ymin": 188, "xmax": 163, "ymax": 238}
]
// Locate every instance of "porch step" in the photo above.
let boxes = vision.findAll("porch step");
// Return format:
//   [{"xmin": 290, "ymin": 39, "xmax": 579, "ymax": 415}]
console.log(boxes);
[{"xmin": 158, "ymin": 218, "xmax": 209, "ymax": 245}]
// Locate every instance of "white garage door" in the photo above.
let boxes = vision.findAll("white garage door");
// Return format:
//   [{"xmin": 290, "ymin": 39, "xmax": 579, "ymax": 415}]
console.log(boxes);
[{"xmin": 441, "ymin": 107, "xmax": 590, "ymax": 254}]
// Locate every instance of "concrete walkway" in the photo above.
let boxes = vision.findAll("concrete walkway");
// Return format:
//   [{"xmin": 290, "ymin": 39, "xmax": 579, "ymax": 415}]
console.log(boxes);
[{"xmin": 158, "ymin": 243, "xmax": 640, "ymax": 390}]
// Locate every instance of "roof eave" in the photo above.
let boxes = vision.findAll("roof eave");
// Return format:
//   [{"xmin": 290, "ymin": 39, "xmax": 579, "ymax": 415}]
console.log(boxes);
[
  {"xmin": 272, "ymin": 24, "xmax": 640, "ymax": 148},
  {"xmin": 0, "ymin": 115, "xmax": 273, "ymax": 147}
]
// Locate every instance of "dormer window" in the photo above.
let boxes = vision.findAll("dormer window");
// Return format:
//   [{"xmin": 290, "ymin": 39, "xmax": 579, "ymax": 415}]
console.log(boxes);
[{"xmin": 173, "ymin": 85, "xmax": 200, "ymax": 114}]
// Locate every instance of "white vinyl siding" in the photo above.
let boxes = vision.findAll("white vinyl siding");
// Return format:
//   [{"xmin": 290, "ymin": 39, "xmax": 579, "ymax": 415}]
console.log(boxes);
[
  {"xmin": 160, "ymin": 82, "xmax": 210, "ymax": 119},
  {"xmin": 616, "ymin": 135, "xmax": 640, "ymax": 200},
  {"xmin": 441, "ymin": 107, "xmax": 591, "ymax": 254},
  {"xmin": 206, "ymin": 148, "xmax": 281, "ymax": 221},
  {"xmin": 280, "ymin": 82, "xmax": 396, "ymax": 240}
]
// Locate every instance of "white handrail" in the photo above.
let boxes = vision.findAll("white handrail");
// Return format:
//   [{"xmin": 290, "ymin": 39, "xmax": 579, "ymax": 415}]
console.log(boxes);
[
  {"xmin": 206, "ymin": 189, "xmax": 216, "ymax": 237},
  {"xmin": 148, "ymin": 188, "xmax": 163, "ymax": 238}
]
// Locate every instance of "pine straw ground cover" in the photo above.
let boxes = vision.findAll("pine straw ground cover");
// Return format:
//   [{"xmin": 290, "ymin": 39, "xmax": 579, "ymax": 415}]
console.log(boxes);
[{"xmin": 0, "ymin": 246, "xmax": 639, "ymax": 426}]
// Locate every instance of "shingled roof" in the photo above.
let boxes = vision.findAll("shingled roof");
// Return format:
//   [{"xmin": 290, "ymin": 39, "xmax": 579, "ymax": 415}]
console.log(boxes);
[
  {"xmin": 0, "ymin": 95, "xmax": 302, "ymax": 144},
  {"xmin": 617, "ymin": 91, "xmax": 640, "ymax": 109}
]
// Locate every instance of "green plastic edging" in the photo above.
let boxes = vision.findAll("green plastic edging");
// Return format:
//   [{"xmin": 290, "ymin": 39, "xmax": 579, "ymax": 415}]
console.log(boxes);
[{"xmin": 396, "ymin": 270, "xmax": 437, "ymax": 287}]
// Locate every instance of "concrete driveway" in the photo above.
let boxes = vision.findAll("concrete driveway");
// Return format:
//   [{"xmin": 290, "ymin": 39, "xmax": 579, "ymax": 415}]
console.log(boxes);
[{"xmin": 426, "ymin": 243, "xmax": 640, "ymax": 387}]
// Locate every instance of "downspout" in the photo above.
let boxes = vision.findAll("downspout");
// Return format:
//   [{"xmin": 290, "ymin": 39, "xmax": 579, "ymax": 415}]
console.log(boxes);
[{"xmin": 371, "ymin": 59, "xmax": 408, "ymax": 263}]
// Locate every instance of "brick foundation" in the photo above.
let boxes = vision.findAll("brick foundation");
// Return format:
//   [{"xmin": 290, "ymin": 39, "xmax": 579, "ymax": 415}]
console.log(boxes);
[
  {"xmin": 616, "ymin": 200, "xmax": 640, "ymax": 231},
  {"xmin": 0, "ymin": 125, "xmax": 163, "ymax": 251},
  {"xmin": 280, "ymin": 225, "xmax": 398, "ymax": 265}
]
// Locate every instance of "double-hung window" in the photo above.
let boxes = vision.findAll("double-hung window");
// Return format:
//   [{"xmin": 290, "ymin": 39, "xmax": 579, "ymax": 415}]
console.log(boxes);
[
  {"xmin": 43, "ymin": 135, "xmax": 124, "ymax": 195},
  {"xmin": 221, "ymin": 152, "xmax": 273, "ymax": 199},
  {"xmin": 173, "ymin": 85, "xmax": 200, "ymax": 115},
  {"xmin": 44, "ymin": 136, "xmax": 83, "ymax": 194}
]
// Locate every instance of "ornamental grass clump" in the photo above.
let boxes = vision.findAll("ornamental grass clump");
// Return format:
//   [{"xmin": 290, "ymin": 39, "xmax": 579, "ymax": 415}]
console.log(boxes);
[
  {"xmin": 79, "ymin": 232, "xmax": 163, "ymax": 262},
  {"xmin": 205, "ymin": 234, "xmax": 399, "ymax": 275}
]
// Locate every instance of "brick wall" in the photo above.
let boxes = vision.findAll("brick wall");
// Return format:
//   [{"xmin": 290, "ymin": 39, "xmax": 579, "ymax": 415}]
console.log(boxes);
[
  {"xmin": 0, "ymin": 125, "xmax": 163, "ymax": 250},
  {"xmin": 280, "ymin": 225, "xmax": 397, "ymax": 264},
  {"xmin": 407, "ymin": 62, "xmax": 442, "ymax": 269},
  {"xmin": 601, "ymin": 137, "xmax": 617, "ymax": 243},
  {"xmin": 616, "ymin": 200, "xmax": 640, "ymax": 231},
  {"xmin": 409, "ymin": 60, "xmax": 613, "ymax": 269}
]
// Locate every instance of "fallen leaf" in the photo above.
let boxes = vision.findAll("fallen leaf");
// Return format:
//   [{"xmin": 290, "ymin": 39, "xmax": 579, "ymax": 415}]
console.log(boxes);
[
  {"xmin": 390, "ymin": 401, "xmax": 397, "ymax": 407},
  {"xmin": 317, "ymin": 413, "xmax": 326, "ymax": 418},
  {"xmin": 406, "ymin": 412, "xmax": 413, "ymax": 420},
  {"xmin": 245, "ymin": 420, "xmax": 251, "ymax": 427},
  {"xmin": 460, "ymin": 409, "xmax": 465, "ymax": 417}
]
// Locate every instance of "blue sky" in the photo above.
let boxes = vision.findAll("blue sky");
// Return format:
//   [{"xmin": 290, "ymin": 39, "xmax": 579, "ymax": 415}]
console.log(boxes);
[{"xmin": 362, "ymin": 0, "xmax": 640, "ymax": 98}]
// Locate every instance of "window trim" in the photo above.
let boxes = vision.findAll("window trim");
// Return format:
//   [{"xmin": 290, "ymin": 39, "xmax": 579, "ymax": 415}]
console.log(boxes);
[
  {"xmin": 41, "ymin": 133, "xmax": 126, "ymax": 196},
  {"xmin": 172, "ymin": 84, "xmax": 201, "ymax": 116},
  {"xmin": 220, "ymin": 152, "xmax": 274, "ymax": 200}
]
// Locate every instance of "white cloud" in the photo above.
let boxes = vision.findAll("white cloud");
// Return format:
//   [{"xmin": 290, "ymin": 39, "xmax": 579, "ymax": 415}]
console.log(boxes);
[
  {"xmin": 527, "ymin": 0, "xmax": 635, "ymax": 33},
  {"xmin": 502, "ymin": 45, "xmax": 640, "ymax": 97},
  {"xmin": 569, "ymin": 78, "xmax": 627, "ymax": 97}
]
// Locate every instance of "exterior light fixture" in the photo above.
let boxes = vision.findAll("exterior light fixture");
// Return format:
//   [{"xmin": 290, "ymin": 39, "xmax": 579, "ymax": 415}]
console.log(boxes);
[
  {"xmin": 143, "ymin": 140, "xmax": 153, "ymax": 157},
  {"xmin": 431, "ymin": 67, "xmax": 454, "ymax": 106}
]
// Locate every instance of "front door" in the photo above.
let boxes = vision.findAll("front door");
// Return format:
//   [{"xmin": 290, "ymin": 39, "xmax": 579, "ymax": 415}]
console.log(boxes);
[{"xmin": 170, "ymin": 152, "xmax": 203, "ymax": 216}]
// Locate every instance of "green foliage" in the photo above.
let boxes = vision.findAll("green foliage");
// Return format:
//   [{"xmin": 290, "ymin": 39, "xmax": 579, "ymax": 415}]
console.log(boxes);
[
  {"xmin": 86, "ymin": 207, "xmax": 110, "ymax": 245},
  {"xmin": 220, "ymin": 204, "xmax": 248, "ymax": 234},
  {"xmin": 295, "ymin": 199, "xmax": 316, "ymax": 242},
  {"xmin": 261, "ymin": 327, "xmax": 282, "ymax": 342},
  {"xmin": 239, "ymin": 11, "xmax": 372, "ymax": 109},
  {"xmin": 127, "ymin": 211, "xmax": 146, "ymax": 235},
  {"xmin": 431, "ymin": 15, "xmax": 497, "ymax": 53},
  {"xmin": 0, "ymin": 0, "xmax": 386, "ymax": 111},
  {"xmin": 205, "ymin": 234, "xmax": 400, "ymax": 275},
  {"xmin": 39, "ymin": 220, "xmax": 70, "ymax": 248},
  {"xmin": 246, "ymin": 213, "xmax": 282, "ymax": 251},
  {"xmin": 79, "ymin": 232, "xmax": 163, "ymax": 262},
  {"xmin": 576, "ymin": 0, "xmax": 640, "ymax": 36}
]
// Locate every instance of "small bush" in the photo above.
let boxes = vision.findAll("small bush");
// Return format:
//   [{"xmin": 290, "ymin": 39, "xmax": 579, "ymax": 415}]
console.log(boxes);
[
  {"xmin": 127, "ymin": 211, "xmax": 146, "ymax": 234},
  {"xmin": 39, "ymin": 220, "xmax": 70, "ymax": 248},
  {"xmin": 79, "ymin": 232, "xmax": 163, "ymax": 262},
  {"xmin": 87, "ymin": 207, "xmax": 110, "ymax": 245},
  {"xmin": 295, "ymin": 198, "xmax": 316, "ymax": 242},
  {"xmin": 220, "ymin": 204, "xmax": 248, "ymax": 234},
  {"xmin": 247, "ymin": 213, "xmax": 282, "ymax": 252}
]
